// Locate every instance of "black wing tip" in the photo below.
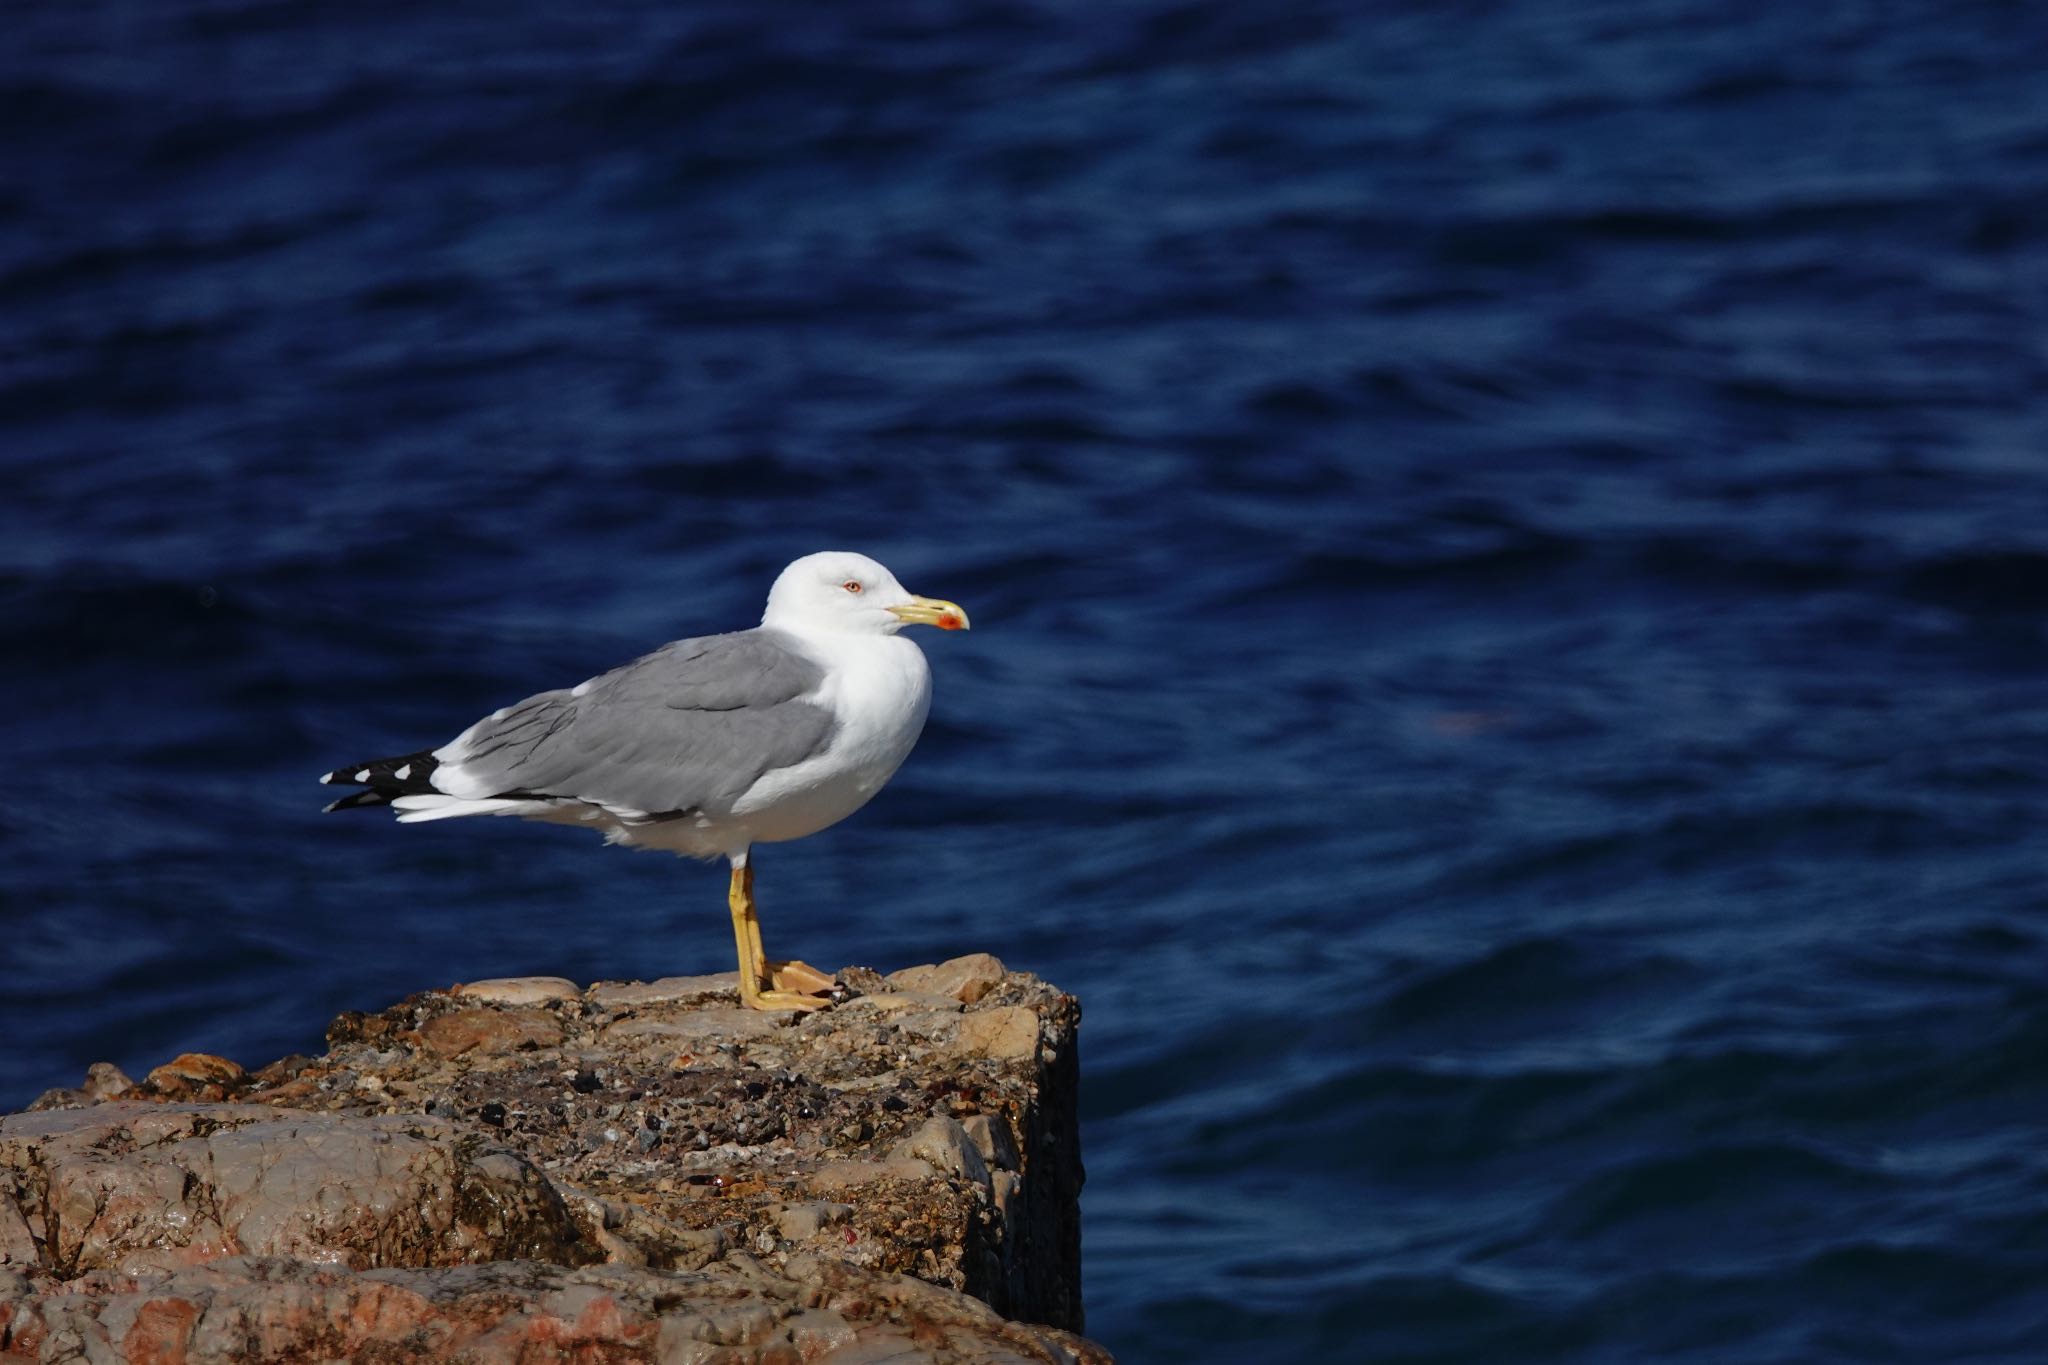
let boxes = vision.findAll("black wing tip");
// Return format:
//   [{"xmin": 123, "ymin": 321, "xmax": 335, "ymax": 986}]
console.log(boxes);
[
  {"xmin": 317, "ymin": 749, "xmax": 442, "ymax": 811},
  {"xmin": 323, "ymin": 788, "xmax": 397, "ymax": 814}
]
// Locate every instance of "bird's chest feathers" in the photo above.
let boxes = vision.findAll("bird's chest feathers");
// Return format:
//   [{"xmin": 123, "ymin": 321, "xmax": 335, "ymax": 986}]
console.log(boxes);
[
  {"xmin": 728, "ymin": 637, "xmax": 931, "ymax": 834},
  {"xmin": 813, "ymin": 638, "xmax": 932, "ymax": 785}
]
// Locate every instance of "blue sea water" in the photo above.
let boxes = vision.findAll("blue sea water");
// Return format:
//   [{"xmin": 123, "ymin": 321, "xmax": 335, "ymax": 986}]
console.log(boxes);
[{"xmin": 5, "ymin": 1, "xmax": 2048, "ymax": 1359}]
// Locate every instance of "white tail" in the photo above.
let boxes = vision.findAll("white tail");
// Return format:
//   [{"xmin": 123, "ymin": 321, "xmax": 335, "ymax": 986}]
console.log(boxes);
[{"xmin": 391, "ymin": 795, "xmax": 537, "ymax": 823}]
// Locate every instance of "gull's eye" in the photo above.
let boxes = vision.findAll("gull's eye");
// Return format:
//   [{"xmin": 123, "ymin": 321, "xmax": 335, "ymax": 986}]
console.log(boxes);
[{"xmin": 842, "ymin": 580, "xmax": 864, "ymax": 594}]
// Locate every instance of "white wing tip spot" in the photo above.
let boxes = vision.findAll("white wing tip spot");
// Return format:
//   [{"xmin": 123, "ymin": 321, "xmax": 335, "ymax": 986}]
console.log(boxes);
[
  {"xmin": 394, "ymin": 763, "xmax": 411, "ymax": 780},
  {"xmin": 355, "ymin": 769, "xmax": 372, "ymax": 782},
  {"xmin": 319, "ymin": 771, "xmax": 338, "ymax": 784}
]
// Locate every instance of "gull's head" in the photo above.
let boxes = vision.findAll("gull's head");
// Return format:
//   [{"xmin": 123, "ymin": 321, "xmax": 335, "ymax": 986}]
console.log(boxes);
[{"xmin": 762, "ymin": 551, "xmax": 970, "ymax": 637}]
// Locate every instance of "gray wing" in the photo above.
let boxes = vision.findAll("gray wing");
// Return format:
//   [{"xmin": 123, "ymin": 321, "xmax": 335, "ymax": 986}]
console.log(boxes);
[{"xmin": 438, "ymin": 627, "xmax": 835, "ymax": 818}]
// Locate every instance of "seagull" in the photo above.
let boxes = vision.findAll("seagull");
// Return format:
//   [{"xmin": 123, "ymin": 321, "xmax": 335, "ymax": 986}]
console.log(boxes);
[{"xmin": 320, "ymin": 551, "xmax": 970, "ymax": 1011}]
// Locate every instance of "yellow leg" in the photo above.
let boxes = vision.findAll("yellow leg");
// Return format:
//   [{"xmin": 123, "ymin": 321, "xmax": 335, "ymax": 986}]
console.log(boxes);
[
  {"xmin": 727, "ymin": 861, "xmax": 763, "ymax": 999},
  {"xmin": 726, "ymin": 859, "xmax": 837, "ymax": 1011}
]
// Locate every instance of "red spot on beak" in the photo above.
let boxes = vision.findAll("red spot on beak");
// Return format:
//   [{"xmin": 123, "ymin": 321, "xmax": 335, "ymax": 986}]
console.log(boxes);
[{"xmin": 936, "ymin": 613, "xmax": 964, "ymax": 631}]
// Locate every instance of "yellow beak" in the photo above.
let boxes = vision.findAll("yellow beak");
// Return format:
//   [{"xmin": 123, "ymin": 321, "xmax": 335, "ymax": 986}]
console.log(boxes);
[{"xmin": 888, "ymin": 595, "xmax": 971, "ymax": 631}]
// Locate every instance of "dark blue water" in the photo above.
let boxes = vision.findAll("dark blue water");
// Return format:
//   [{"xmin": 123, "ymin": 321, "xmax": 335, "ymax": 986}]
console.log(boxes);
[{"xmin": 6, "ymin": 2, "xmax": 2048, "ymax": 1359}]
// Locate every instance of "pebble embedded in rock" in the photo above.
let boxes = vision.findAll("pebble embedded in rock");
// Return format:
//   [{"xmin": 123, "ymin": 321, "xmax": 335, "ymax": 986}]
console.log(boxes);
[
  {"xmin": 418, "ymin": 1008, "xmax": 566, "ymax": 1058},
  {"xmin": 886, "ymin": 953, "xmax": 1009, "ymax": 1004},
  {"xmin": 948, "ymin": 1005, "xmax": 1040, "ymax": 1062},
  {"xmin": 894, "ymin": 1115, "xmax": 992, "ymax": 1187},
  {"xmin": 143, "ymin": 1052, "xmax": 246, "ymax": 1097},
  {"xmin": 80, "ymin": 1062, "xmax": 134, "ymax": 1100},
  {"xmin": 776, "ymin": 1201, "xmax": 854, "ymax": 1241},
  {"xmin": 149, "ymin": 1052, "xmax": 244, "ymax": 1085},
  {"xmin": 453, "ymin": 976, "xmax": 582, "ymax": 1007},
  {"xmin": 854, "ymin": 990, "xmax": 963, "ymax": 1019}
]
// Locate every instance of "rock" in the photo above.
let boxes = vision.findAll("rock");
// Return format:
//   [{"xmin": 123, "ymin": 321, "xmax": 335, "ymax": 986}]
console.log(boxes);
[
  {"xmin": 950, "ymin": 1005, "xmax": 1042, "ymax": 1062},
  {"xmin": 0, "ymin": 1255, "xmax": 1110, "ymax": 1365},
  {"xmin": 142, "ymin": 1053, "xmax": 245, "ymax": 1099},
  {"xmin": 586, "ymin": 974, "xmax": 738, "ymax": 1011},
  {"xmin": 147, "ymin": 1052, "xmax": 245, "ymax": 1086},
  {"xmin": 963, "ymin": 1113, "xmax": 1022, "ymax": 1172},
  {"xmin": 992, "ymin": 1170, "xmax": 1023, "ymax": 1225},
  {"xmin": 0, "ymin": 1104, "xmax": 589, "ymax": 1276},
  {"xmin": 851, "ymin": 989, "xmax": 962, "ymax": 1018},
  {"xmin": 250, "ymin": 1054, "xmax": 316, "ymax": 1087},
  {"xmin": 785, "ymin": 1305, "xmax": 861, "ymax": 1354},
  {"xmin": 418, "ymin": 1007, "xmax": 566, "ymax": 1057},
  {"xmin": 80, "ymin": 1063, "xmax": 135, "ymax": 1101},
  {"xmin": 2, "ymin": 960, "xmax": 1097, "ymax": 1351},
  {"xmin": 600, "ymin": 1008, "xmax": 784, "ymax": 1045},
  {"xmin": 0, "ymin": 1190, "xmax": 35, "ymax": 1265},
  {"xmin": 894, "ymin": 1115, "xmax": 992, "ymax": 1187},
  {"xmin": 888, "ymin": 953, "xmax": 1009, "ymax": 1004},
  {"xmin": 454, "ymin": 976, "xmax": 582, "ymax": 1006},
  {"xmin": 776, "ymin": 1201, "xmax": 852, "ymax": 1241},
  {"xmin": 810, "ymin": 1156, "xmax": 950, "ymax": 1191}
]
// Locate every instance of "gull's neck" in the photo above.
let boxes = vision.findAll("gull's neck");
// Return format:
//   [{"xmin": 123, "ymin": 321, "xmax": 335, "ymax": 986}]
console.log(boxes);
[{"xmin": 761, "ymin": 613, "xmax": 898, "ymax": 645}]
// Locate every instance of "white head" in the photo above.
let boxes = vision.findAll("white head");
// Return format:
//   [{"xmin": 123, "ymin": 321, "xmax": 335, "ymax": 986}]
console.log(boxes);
[{"xmin": 761, "ymin": 551, "xmax": 971, "ymax": 637}]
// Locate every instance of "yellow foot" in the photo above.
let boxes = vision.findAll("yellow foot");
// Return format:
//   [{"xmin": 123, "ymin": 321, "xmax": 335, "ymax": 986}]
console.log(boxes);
[
  {"xmin": 737, "ymin": 960, "xmax": 842, "ymax": 1012},
  {"xmin": 725, "ymin": 857, "xmax": 843, "ymax": 1012},
  {"xmin": 748, "ymin": 988, "xmax": 837, "ymax": 1012},
  {"xmin": 768, "ymin": 960, "xmax": 840, "ymax": 996}
]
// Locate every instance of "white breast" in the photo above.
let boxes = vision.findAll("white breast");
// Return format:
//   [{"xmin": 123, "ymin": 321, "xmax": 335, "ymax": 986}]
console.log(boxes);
[{"xmin": 724, "ymin": 633, "xmax": 932, "ymax": 844}]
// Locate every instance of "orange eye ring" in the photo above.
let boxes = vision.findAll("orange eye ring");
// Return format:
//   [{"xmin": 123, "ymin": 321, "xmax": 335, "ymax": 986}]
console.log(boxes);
[{"xmin": 842, "ymin": 580, "xmax": 864, "ymax": 594}]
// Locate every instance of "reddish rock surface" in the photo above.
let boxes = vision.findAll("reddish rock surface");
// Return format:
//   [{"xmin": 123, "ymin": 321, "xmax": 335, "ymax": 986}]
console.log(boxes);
[
  {"xmin": 0, "ymin": 1254, "xmax": 1100, "ymax": 1364},
  {"xmin": 0, "ymin": 1104, "xmax": 586, "ymax": 1278},
  {"xmin": 1, "ymin": 957, "xmax": 1105, "ymax": 1364}
]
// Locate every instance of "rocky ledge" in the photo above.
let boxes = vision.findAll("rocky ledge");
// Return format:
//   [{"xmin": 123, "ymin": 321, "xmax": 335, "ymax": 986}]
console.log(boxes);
[{"xmin": 0, "ymin": 956, "xmax": 1109, "ymax": 1364}]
